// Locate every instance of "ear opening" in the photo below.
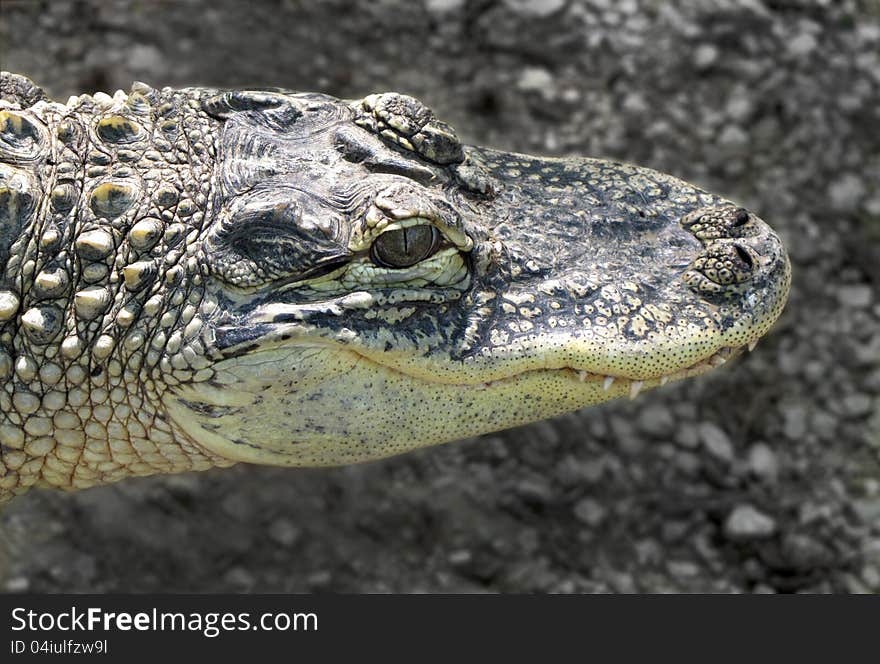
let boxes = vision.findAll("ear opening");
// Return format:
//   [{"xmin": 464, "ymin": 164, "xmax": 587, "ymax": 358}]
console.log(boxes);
[
  {"xmin": 201, "ymin": 90, "xmax": 302, "ymax": 131},
  {"xmin": 203, "ymin": 190, "xmax": 349, "ymax": 289}
]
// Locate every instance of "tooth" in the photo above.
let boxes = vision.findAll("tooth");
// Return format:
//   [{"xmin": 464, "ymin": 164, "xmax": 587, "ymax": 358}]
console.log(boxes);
[
  {"xmin": 629, "ymin": 380, "xmax": 643, "ymax": 400},
  {"xmin": 660, "ymin": 375, "xmax": 669, "ymax": 386},
  {"xmin": 748, "ymin": 340, "xmax": 758, "ymax": 352},
  {"xmin": 578, "ymin": 370, "xmax": 588, "ymax": 382},
  {"xmin": 475, "ymin": 383, "xmax": 490, "ymax": 390},
  {"xmin": 603, "ymin": 376, "xmax": 615, "ymax": 391},
  {"xmin": 710, "ymin": 355, "xmax": 727, "ymax": 366}
]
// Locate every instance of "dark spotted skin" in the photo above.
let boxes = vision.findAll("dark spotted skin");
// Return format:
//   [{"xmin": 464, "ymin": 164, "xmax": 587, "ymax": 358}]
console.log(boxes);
[{"xmin": 0, "ymin": 72, "xmax": 790, "ymax": 502}]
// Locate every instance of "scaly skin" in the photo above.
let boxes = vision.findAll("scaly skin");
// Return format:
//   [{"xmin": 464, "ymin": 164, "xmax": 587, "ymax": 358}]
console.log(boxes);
[{"xmin": 0, "ymin": 72, "xmax": 791, "ymax": 504}]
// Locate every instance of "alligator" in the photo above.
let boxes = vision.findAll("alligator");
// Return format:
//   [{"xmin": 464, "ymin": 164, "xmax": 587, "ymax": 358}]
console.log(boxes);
[{"xmin": 0, "ymin": 71, "xmax": 790, "ymax": 504}]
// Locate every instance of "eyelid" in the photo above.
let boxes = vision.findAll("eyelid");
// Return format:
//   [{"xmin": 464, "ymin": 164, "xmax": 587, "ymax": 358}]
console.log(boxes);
[
  {"xmin": 364, "ymin": 247, "xmax": 464, "ymax": 283},
  {"xmin": 335, "ymin": 126, "xmax": 439, "ymax": 185},
  {"xmin": 375, "ymin": 216, "xmax": 439, "ymax": 234},
  {"xmin": 363, "ymin": 160, "xmax": 438, "ymax": 186}
]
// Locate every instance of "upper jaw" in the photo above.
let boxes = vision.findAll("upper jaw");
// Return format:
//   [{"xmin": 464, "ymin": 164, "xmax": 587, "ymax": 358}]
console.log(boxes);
[
  {"xmin": 209, "ymin": 295, "xmax": 760, "ymax": 392},
  {"xmin": 210, "ymin": 148, "xmax": 790, "ymax": 389}
]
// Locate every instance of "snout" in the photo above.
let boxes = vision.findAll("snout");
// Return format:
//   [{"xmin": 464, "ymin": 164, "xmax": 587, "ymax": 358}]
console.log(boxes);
[
  {"xmin": 679, "ymin": 205, "xmax": 790, "ymax": 300},
  {"xmin": 451, "ymin": 147, "xmax": 791, "ymax": 380}
]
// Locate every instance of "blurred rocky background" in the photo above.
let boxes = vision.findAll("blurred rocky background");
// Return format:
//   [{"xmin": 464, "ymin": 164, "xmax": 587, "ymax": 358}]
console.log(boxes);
[{"xmin": 0, "ymin": 0, "xmax": 878, "ymax": 592}]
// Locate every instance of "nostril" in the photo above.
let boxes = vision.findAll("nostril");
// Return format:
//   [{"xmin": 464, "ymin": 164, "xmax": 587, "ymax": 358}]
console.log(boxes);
[
  {"xmin": 732, "ymin": 208, "xmax": 750, "ymax": 226},
  {"xmin": 733, "ymin": 243, "xmax": 754, "ymax": 269}
]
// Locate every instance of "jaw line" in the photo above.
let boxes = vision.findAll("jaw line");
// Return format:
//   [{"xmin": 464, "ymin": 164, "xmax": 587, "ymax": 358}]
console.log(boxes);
[
  {"xmin": 217, "ymin": 324, "xmax": 750, "ymax": 398},
  {"xmin": 343, "ymin": 342, "xmax": 747, "ymax": 394}
]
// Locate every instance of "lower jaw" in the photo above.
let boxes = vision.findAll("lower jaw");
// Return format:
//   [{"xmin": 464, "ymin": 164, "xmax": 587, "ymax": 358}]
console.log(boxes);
[
  {"xmin": 379, "ymin": 342, "xmax": 750, "ymax": 400},
  {"xmin": 557, "ymin": 343, "xmax": 747, "ymax": 400},
  {"xmin": 168, "ymin": 341, "xmax": 751, "ymax": 467}
]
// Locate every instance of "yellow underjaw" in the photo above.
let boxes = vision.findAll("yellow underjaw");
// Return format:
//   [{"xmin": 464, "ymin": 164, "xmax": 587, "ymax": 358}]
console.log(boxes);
[{"xmin": 169, "ymin": 335, "xmax": 759, "ymax": 467}]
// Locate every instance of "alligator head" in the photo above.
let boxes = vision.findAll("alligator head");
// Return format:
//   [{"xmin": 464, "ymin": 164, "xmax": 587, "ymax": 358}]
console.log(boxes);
[
  {"xmin": 166, "ymin": 89, "xmax": 791, "ymax": 466},
  {"xmin": 0, "ymin": 74, "xmax": 790, "ymax": 496}
]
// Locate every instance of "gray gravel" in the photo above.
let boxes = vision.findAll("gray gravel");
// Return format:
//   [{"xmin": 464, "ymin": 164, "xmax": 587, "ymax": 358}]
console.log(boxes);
[
  {"xmin": 724, "ymin": 504, "xmax": 778, "ymax": 541},
  {"xmin": 0, "ymin": 0, "xmax": 878, "ymax": 593}
]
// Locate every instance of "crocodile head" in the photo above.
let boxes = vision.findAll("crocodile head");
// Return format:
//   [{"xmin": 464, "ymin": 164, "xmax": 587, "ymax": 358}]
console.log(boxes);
[{"xmin": 164, "ymin": 90, "xmax": 791, "ymax": 466}]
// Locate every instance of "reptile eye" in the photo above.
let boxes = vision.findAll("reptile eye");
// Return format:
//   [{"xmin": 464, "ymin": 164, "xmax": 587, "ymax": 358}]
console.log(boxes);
[{"xmin": 370, "ymin": 225, "xmax": 440, "ymax": 268}]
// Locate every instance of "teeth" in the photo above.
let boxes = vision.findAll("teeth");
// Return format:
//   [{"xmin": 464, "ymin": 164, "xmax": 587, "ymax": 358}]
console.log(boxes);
[
  {"xmin": 603, "ymin": 376, "xmax": 615, "ymax": 391},
  {"xmin": 710, "ymin": 355, "xmax": 727, "ymax": 366},
  {"xmin": 660, "ymin": 375, "xmax": 669, "ymax": 386},
  {"xmin": 475, "ymin": 383, "xmax": 490, "ymax": 390},
  {"xmin": 629, "ymin": 380, "xmax": 644, "ymax": 400},
  {"xmin": 578, "ymin": 370, "xmax": 589, "ymax": 382},
  {"xmin": 748, "ymin": 340, "xmax": 758, "ymax": 352}
]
